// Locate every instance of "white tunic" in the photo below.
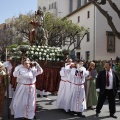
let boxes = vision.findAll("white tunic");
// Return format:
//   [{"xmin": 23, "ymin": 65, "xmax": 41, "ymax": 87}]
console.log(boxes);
[
  {"xmin": 56, "ymin": 66, "xmax": 71, "ymax": 112},
  {"xmin": 14, "ymin": 64, "xmax": 23, "ymax": 82},
  {"xmin": 3, "ymin": 61, "xmax": 12, "ymax": 74},
  {"xmin": 70, "ymin": 67, "xmax": 89, "ymax": 112},
  {"xmin": 3, "ymin": 61, "xmax": 14, "ymax": 98},
  {"xmin": 10, "ymin": 63, "xmax": 43, "ymax": 119}
]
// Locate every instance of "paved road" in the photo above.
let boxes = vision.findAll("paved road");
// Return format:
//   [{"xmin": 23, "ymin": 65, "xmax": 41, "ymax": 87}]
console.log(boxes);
[{"xmin": 3, "ymin": 93, "xmax": 120, "ymax": 120}]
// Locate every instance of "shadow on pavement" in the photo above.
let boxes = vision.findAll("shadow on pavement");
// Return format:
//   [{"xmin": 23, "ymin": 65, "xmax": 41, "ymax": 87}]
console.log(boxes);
[{"xmin": 3, "ymin": 96, "xmax": 120, "ymax": 120}]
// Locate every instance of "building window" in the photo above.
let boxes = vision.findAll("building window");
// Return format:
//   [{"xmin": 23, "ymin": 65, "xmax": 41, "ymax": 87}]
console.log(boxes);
[
  {"xmin": 76, "ymin": 34, "xmax": 80, "ymax": 49},
  {"xmin": 70, "ymin": 50, "xmax": 75, "ymax": 59},
  {"xmin": 87, "ymin": 11, "xmax": 90, "ymax": 18},
  {"xmin": 78, "ymin": 16, "xmax": 80, "ymax": 23},
  {"xmin": 49, "ymin": 4, "xmax": 52, "ymax": 10},
  {"xmin": 69, "ymin": 0, "xmax": 73, "ymax": 13},
  {"xmin": 78, "ymin": 0, "xmax": 81, "ymax": 8},
  {"xmin": 85, "ymin": 51, "xmax": 90, "ymax": 61},
  {"xmin": 76, "ymin": 52, "xmax": 81, "ymax": 59},
  {"xmin": 87, "ymin": 32, "xmax": 90, "ymax": 42},
  {"xmin": 52, "ymin": 3, "xmax": 54, "ymax": 9},
  {"xmin": 54, "ymin": 2, "xmax": 56, "ymax": 9},
  {"xmin": 49, "ymin": 2, "xmax": 56, "ymax": 10},
  {"xmin": 85, "ymin": 0, "xmax": 87, "ymax": 4}
]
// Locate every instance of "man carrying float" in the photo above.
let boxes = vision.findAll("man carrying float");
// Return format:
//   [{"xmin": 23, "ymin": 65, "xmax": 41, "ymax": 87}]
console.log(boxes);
[
  {"xmin": 0, "ymin": 62, "xmax": 6, "ymax": 120},
  {"xmin": 56, "ymin": 58, "xmax": 72, "ymax": 112},
  {"xmin": 69, "ymin": 60, "xmax": 89, "ymax": 118}
]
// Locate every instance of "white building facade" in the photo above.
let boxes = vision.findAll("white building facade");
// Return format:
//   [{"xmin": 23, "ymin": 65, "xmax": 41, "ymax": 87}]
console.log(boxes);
[
  {"xmin": 66, "ymin": 1, "xmax": 120, "ymax": 60},
  {"xmin": 38, "ymin": 0, "xmax": 88, "ymax": 17},
  {"xmin": 38, "ymin": 0, "xmax": 120, "ymax": 61}
]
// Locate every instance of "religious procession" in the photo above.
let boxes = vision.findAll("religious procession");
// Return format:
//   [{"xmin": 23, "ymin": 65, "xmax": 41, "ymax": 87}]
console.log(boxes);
[
  {"xmin": 0, "ymin": 1, "xmax": 120, "ymax": 120},
  {"xmin": 0, "ymin": 53, "xmax": 120, "ymax": 120}
]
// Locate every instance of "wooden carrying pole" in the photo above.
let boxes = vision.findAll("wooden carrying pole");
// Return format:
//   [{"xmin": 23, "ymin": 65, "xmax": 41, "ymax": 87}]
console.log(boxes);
[
  {"xmin": 6, "ymin": 48, "xmax": 7, "ymax": 62},
  {"xmin": 6, "ymin": 48, "xmax": 10, "ymax": 119},
  {"xmin": 5, "ymin": 68, "xmax": 10, "ymax": 119}
]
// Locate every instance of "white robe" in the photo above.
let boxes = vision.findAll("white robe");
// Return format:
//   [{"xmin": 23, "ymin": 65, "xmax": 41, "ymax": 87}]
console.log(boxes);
[
  {"xmin": 56, "ymin": 66, "xmax": 71, "ymax": 112},
  {"xmin": 70, "ymin": 67, "xmax": 89, "ymax": 112},
  {"xmin": 14, "ymin": 64, "xmax": 23, "ymax": 82},
  {"xmin": 10, "ymin": 63, "xmax": 43, "ymax": 119},
  {"xmin": 3, "ymin": 61, "xmax": 14, "ymax": 98}
]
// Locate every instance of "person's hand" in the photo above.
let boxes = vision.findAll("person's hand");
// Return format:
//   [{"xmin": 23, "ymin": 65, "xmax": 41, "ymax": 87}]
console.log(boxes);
[
  {"xmin": 30, "ymin": 62, "xmax": 36, "ymax": 67},
  {"xmin": 70, "ymin": 64, "xmax": 77, "ymax": 68},
  {"xmin": 96, "ymin": 89, "xmax": 100, "ymax": 92},
  {"xmin": 5, "ymin": 67, "xmax": 9, "ymax": 75}
]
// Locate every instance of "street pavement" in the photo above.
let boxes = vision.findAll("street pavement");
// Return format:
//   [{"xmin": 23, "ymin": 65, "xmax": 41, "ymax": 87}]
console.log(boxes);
[{"xmin": 3, "ymin": 93, "xmax": 120, "ymax": 120}]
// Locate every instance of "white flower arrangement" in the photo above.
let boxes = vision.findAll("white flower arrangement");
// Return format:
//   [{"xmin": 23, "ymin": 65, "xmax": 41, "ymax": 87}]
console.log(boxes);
[
  {"xmin": 36, "ymin": 48, "xmax": 39, "ymax": 51},
  {"xmin": 9, "ymin": 45, "xmax": 65, "ymax": 62},
  {"xmin": 39, "ymin": 52, "xmax": 42, "ymax": 55},
  {"xmin": 31, "ymin": 48, "xmax": 34, "ymax": 51},
  {"xmin": 41, "ymin": 49, "xmax": 43, "ymax": 51},
  {"xmin": 39, "ymin": 57, "xmax": 42, "ymax": 60},
  {"xmin": 35, "ymin": 52, "xmax": 38, "ymax": 55},
  {"xmin": 31, "ymin": 51, "xmax": 34, "ymax": 54}
]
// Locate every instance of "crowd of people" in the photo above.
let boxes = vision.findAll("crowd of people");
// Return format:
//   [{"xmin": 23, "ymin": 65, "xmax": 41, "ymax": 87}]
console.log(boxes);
[
  {"xmin": 56, "ymin": 58, "xmax": 120, "ymax": 119},
  {"xmin": 0, "ymin": 56, "xmax": 120, "ymax": 120}
]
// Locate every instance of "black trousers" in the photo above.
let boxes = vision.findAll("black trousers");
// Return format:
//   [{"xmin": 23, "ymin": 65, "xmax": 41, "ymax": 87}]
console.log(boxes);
[{"xmin": 96, "ymin": 89, "xmax": 116, "ymax": 115}]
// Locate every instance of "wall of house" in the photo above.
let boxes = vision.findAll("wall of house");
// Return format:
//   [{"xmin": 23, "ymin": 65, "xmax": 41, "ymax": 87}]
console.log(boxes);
[
  {"xmin": 95, "ymin": 0, "xmax": 120, "ymax": 60},
  {"xmin": 67, "ymin": 4, "xmax": 95, "ymax": 61},
  {"xmin": 67, "ymin": 1, "xmax": 120, "ymax": 61},
  {"xmin": 38, "ymin": 0, "xmax": 120, "ymax": 61},
  {"xmin": 38, "ymin": 0, "xmax": 88, "ymax": 17},
  {"xmin": 38, "ymin": 0, "xmax": 69, "ymax": 17}
]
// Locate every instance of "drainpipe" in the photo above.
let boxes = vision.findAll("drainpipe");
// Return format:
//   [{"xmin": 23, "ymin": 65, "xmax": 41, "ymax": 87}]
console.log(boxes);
[{"xmin": 93, "ymin": 5, "xmax": 96, "ymax": 60}]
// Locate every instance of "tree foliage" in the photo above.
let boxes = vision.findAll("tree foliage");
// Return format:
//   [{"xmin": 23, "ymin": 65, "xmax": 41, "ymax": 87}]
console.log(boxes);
[
  {"xmin": 45, "ymin": 13, "xmax": 87, "ymax": 49},
  {"xmin": 0, "ymin": 24, "xmax": 14, "ymax": 51},
  {"xmin": 11, "ymin": 12, "xmax": 87, "ymax": 51},
  {"xmin": 11, "ymin": 12, "xmax": 34, "ymax": 41}
]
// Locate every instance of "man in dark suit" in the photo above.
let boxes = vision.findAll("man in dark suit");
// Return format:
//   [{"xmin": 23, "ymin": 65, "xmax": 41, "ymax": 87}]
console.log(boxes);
[{"xmin": 96, "ymin": 61, "xmax": 120, "ymax": 118}]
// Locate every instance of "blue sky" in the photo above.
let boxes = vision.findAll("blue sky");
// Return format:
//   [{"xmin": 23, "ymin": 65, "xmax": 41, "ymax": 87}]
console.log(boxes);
[{"xmin": 0, "ymin": 0, "xmax": 37, "ymax": 24}]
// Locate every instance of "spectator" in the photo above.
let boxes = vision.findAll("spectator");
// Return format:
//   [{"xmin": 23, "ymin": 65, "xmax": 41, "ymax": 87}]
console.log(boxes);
[
  {"xmin": 85, "ymin": 62, "xmax": 98, "ymax": 110},
  {"xmin": 95, "ymin": 61, "xmax": 120, "ymax": 118}
]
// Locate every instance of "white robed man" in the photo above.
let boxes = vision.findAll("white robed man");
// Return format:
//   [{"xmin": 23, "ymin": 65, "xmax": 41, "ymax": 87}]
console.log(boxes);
[
  {"xmin": 56, "ymin": 58, "xmax": 73, "ymax": 111},
  {"xmin": 13, "ymin": 57, "xmax": 26, "ymax": 83},
  {"xmin": 69, "ymin": 60, "xmax": 89, "ymax": 118},
  {"xmin": 3, "ymin": 55, "xmax": 14, "ymax": 98},
  {"xmin": 10, "ymin": 58, "xmax": 43, "ymax": 120},
  {"xmin": 56, "ymin": 62, "xmax": 71, "ymax": 112}
]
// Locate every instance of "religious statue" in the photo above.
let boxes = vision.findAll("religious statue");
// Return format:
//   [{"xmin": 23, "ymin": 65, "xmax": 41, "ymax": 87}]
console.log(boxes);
[
  {"xmin": 30, "ymin": 20, "xmax": 36, "ymax": 45},
  {"xmin": 29, "ymin": 7, "xmax": 48, "ymax": 46},
  {"xmin": 35, "ymin": 7, "xmax": 44, "ymax": 25},
  {"xmin": 35, "ymin": 22, "xmax": 48, "ymax": 46}
]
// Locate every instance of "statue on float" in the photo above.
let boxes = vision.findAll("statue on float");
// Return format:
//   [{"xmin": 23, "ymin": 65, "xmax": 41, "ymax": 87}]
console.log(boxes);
[{"xmin": 30, "ymin": 7, "xmax": 48, "ymax": 46}]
